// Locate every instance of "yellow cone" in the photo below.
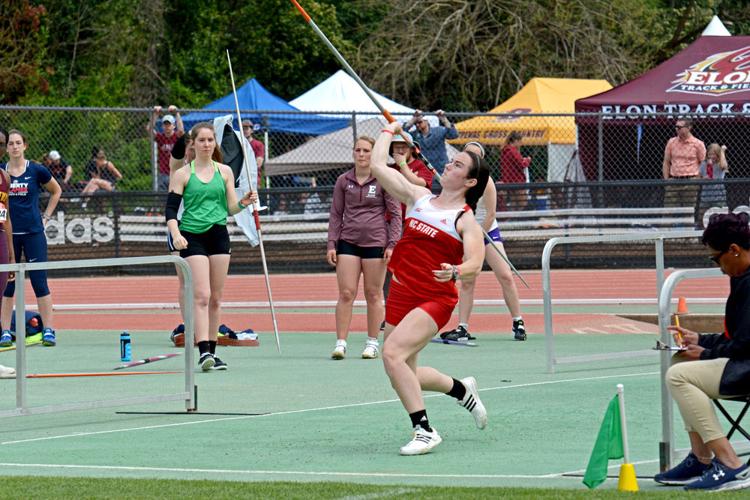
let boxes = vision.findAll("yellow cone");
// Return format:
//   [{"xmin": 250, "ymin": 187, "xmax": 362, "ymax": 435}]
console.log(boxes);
[{"xmin": 618, "ymin": 463, "xmax": 639, "ymax": 492}]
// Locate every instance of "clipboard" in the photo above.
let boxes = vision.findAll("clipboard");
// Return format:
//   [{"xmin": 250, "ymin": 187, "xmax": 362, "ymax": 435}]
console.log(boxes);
[{"xmin": 653, "ymin": 340, "xmax": 687, "ymax": 352}]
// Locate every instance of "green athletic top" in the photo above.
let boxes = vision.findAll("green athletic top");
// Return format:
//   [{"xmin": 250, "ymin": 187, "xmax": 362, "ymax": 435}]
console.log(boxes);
[{"xmin": 178, "ymin": 161, "xmax": 228, "ymax": 234}]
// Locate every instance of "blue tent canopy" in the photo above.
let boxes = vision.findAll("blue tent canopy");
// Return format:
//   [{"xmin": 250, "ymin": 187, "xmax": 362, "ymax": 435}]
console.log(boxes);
[{"xmin": 182, "ymin": 78, "xmax": 348, "ymax": 135}]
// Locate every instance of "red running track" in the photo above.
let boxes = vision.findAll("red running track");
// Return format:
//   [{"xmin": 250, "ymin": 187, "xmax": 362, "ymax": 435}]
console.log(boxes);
[{"xmin": 30, "ymin": 270, "xmax": 727, "ymax": 334}]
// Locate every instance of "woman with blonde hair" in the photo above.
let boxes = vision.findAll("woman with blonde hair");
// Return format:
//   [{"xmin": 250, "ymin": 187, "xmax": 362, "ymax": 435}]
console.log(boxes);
[
  {"xmin": 165, "ymin": 122, "xmax": 255, "ymax": 371},
  {"xmin": 327, "ymin": 136, "xmax": 402, "ymax": 360},
  {"xmin": 698, "ymin": 143, "xmax": 728, "ymax": 223}
]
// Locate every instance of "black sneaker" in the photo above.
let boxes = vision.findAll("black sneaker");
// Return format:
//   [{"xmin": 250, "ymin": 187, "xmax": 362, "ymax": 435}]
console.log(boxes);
[
  {"xmin": 439, "ymin": 325, "xmax": 473, "ymax": 343},
  {"xmin": 211, "ymin": 357, "xmax": 228, "ymax": 371},
  {"xmin": 170, "ymin": 324, "xmax": 184, "ymax": 343},
  {"xmin": 513, "ymin": 319, "xmax": 527, "ymax": 341},
  {"xmin": 199, "ymin": 352, "xmax": 215, "ymax": 372}
]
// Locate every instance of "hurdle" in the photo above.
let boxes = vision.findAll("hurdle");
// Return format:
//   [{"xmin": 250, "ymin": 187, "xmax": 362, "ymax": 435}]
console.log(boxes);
[
  {"xmin": 0, "ymin": 255, "xmax": 195, "ymax": 417},
  {"xmin": 542, "ymin": 231, "xmax": 701, "ymax": 373}
]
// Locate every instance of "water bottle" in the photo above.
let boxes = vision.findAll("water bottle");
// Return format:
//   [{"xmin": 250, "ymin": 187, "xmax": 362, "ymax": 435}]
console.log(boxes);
[{"xmin": 120, "ymin": 332, "xmax": 131, "ymax": 362}]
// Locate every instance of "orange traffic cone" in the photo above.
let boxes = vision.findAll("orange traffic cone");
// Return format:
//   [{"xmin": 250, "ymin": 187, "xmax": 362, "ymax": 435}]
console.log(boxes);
[{"xmin": 677, "ymin": 297, "xmax": 689, "ymax": 314}]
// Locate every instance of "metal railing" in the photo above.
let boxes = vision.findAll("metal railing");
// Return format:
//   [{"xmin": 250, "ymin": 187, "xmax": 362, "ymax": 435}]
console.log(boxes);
[
  {"xmin": 0, "ymin": 255, "xmax": 195, "ymax": 417},
  {"xmin": 656, "ymin": 268, "xmax": 723, "ymax": 471},
  {"xmin": 542, "ymin": 231, "xmax": 701, "ymax": 373}
]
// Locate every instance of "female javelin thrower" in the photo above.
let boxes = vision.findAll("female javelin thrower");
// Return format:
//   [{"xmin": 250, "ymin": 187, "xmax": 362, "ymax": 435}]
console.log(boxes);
[
  {"xmin": 370, "ymin": 121, "xmax": 490, "ymax": 455},
  {"xmin": 440, "ymin": 141, "xmax": 526, "ymax": 342},
  {"xmin": 165, "ymin": 123, "xmax": 255, "ymax": 371}
]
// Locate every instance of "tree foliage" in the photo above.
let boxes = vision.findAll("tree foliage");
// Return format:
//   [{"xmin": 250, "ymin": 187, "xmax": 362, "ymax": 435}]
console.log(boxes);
[
  {"xmin": 0, "ymin": 1, "xmax": 49, "ymax": 103},
  {"xmin": 4, "ymin": 0, "xmax": 750, "ymax": 109}
]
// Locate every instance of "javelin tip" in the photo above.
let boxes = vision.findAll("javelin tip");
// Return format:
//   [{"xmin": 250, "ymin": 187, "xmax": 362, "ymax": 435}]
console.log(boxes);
[{"xmin": 290, "ymin": 0, "xmax": 311, "ymax": 23}]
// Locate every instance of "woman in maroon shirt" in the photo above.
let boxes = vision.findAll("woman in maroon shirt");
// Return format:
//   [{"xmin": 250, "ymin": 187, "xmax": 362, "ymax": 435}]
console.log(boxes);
[
  {"xmin": 327, "ymin": 136, "xmax": 402, "ymax": 360},
  {"xmin": 500, "ymin": 132, "xmax": 531, "ymax": 210}
]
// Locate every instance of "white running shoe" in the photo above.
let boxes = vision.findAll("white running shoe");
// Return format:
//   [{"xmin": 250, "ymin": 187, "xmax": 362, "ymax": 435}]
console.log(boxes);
[
  {"xmin": 399, "ymin": 426, "xmax": 442, "ymax": 456},
  {"xmin": 458, "ymin": 376, "xmax": 488, "ymax": 429},
  {"xmin": 361, "ymin": 338, "xmax": 379, "ymax": 359},
  {"xmin": 331, "ymin": 340, "xmax": 347, "ymax": 360},
  {"xmin": 0, "ymin": 364, "xmax": 16, "ymax": 379}
]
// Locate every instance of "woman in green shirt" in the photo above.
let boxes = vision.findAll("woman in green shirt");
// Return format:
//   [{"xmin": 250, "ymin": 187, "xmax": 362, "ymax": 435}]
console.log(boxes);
[{"xmin": 165, "ymin": 122, "xmax": 255, "ymax": 371}]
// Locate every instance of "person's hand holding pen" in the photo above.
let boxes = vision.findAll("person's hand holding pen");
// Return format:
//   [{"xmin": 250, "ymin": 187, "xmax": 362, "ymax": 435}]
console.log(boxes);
[{"xmin": 667, "ymin": 323, "xmax": 703, "ymax": 360}]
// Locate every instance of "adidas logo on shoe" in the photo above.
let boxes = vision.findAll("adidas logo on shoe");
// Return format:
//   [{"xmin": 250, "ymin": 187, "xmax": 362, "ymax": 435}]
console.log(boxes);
[
  {"xmin": 399, "ymin": 426, "xmax": 442, "ymax": 456},
  {"xmin": 458, "ymin": 376, "xmax": 488, "ymax": 429}
]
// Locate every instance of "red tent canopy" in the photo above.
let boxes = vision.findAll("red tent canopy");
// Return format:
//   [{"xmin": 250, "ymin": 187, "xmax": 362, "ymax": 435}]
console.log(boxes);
[
  {"xmin": 577, "ymin": 36, "xmax": 750, "ymax": 114},
  {"xmin": 574, "ymin": 36, "xmax": 750, "ymax": 208}
]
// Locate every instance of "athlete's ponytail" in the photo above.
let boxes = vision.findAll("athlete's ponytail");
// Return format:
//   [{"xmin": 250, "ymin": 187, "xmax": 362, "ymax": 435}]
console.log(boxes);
[{"xmin": 463, "ymin": 151, "xmax": 489, "ymax": 213}]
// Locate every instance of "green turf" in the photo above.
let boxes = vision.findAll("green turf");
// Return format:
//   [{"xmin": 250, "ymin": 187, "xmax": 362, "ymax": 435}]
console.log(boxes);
[
  {"xmin": 1, "ymin": 329, "xmax": 745, "ymax": 493},
  {"xmin": 1, "ymin": 476, "xmax": 748, "ymax": 499}
]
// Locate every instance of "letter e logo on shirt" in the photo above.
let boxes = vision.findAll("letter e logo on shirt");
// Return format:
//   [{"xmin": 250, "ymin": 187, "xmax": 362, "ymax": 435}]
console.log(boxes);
[{"xmin": 366, "ymin": 185, "xmax": 377, "ymax": 198}]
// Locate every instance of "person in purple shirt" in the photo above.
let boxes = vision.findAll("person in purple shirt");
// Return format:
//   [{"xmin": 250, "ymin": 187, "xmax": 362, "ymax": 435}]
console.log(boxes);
[{"xmin": 327, "ymin": 136, "xmax": 402, "ymax": 360}]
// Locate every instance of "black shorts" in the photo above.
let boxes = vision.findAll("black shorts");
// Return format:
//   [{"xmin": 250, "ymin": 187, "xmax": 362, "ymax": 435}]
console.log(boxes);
[
  {"xmin": 336, "ymin": 240, "xmax": 384, "ymax": 259},
  {"xmin": 179, "ymin": 224, "xmax": 231, "ymax": 258}
]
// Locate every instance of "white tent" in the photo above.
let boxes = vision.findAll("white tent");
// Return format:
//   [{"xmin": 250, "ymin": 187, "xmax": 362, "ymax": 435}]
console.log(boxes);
[
  {"xmin": 266, "ymin": 117, "xmax": 459, "ymax": 176},
  {"xmin": 290, "ymin": 70, "xmax": 415, "ymax": 120},
  {"xmin": 702, "ymin": 15, "xmax": 731, "ymax": 36}
]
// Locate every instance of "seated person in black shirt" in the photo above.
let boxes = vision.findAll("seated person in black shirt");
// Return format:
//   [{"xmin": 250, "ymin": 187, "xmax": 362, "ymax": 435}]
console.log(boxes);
[{"xmin": 81, "ymin": 148, "xmax": 122, "ymax": 195}]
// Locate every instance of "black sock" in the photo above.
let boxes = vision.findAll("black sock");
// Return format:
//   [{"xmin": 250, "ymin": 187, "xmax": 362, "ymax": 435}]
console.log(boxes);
[
  {"xmin": 198, "ymin": 341, "xmax": 210, "ymax": 356},
  {"xmin": 446, "ymin": 378, "xmax": 466, "ymax": 401},
  {"xmin": 409, "ymin": 409, "xmax": 432, "ymax": 432},
  {"xmin": 209, "ymin": 341, "xmax": 217, "ymax": 355}
]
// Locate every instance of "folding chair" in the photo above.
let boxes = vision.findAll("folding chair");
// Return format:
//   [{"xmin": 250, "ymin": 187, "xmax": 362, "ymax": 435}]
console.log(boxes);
[{"xmin": 714, "ymin": 395, "xmax": 750, "ymax": 463}]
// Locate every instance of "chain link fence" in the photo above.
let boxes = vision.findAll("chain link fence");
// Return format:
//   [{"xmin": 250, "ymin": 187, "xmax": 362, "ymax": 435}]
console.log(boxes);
[{"xmin": 0, "ymin": 106, "xmax": 747, "ymax": 275}]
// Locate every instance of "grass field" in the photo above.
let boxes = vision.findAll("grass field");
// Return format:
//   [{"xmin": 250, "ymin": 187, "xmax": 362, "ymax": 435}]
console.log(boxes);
[{"xmin": 3, "ymin": 476, "xmax": 750, "ymax": 499}]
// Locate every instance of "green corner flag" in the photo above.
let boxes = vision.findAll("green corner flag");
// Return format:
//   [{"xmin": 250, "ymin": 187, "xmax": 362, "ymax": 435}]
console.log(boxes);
[{"xmin": 583, "ymin": 395, "xmax": 624, "ymax": 489}]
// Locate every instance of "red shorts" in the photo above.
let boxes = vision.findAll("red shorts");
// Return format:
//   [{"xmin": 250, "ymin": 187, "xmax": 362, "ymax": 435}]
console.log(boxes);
[{"xmin": 385, "ymin": 279, "xmax": 457, "ymax": 330}]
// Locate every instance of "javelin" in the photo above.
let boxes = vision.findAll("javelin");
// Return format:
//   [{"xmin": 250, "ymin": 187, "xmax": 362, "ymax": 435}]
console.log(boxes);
[
  {"xmin": 226, "ymin": 50, "xmax": 282, "ymax": 353},
  {"xmin": 289, "ymin": 0, "xmax": 528, "ymax": 289},
  {"xmin": 114, "ymin": 352, "xmax": 180, "ymax": 370},
  {"xmin": 27, "ymin": 371, "xmax": 181, "ymax": 378}
]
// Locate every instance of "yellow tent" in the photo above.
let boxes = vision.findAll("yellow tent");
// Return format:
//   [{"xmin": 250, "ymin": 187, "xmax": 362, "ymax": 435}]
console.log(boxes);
[{"xmin": 454, "ymin": 78, "xmax": 612, "ymax": 146}]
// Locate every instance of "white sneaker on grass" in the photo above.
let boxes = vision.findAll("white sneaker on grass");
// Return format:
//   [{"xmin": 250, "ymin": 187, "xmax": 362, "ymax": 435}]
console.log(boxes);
[
  {"xmin": 361, "ymin": 338, "xmax": 379, "ymax": 359},
  {"xmin": 331, "ymin": 340, "xmax": 347, "ymax": 360},
  {"xmin": 399, "ymin": 426, "xmax": 442, "ymax": 456},
  {"xmin": 458, "ymin": 376, "xmax": 488, "ymax": 429}
]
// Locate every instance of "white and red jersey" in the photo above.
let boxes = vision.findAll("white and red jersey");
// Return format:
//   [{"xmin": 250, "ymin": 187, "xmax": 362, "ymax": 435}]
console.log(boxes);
[{"xmin": 389, "ymin": 194, "xmax": 469, "ymax": 300}]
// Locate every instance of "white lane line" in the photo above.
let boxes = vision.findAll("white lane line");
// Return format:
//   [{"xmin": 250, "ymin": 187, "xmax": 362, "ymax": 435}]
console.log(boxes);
[
  {"xmin": 0, "ymin": 462, "xmax": 573, "ymax": 480},
  {"xmin": 1, "ymin": 371, "xmax": 657, "ymax": 446}
]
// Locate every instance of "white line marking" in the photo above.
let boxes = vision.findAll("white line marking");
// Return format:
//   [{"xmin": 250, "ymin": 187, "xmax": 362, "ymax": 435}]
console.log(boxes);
[
  {"xmin": 0, "ymin": 462, "xmax": 571, "ymax": 480},
  {"xmin": 1, "ymin": 371, "xmax": 657, "ymax": 446},
  {"xmin": 49, "ymin": 297, "xmax": 724, "ymax": 311}
]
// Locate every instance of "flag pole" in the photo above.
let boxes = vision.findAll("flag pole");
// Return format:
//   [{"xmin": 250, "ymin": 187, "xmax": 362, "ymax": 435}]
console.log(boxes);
[
  {"xmin": 616, "ymin": 384, "xmax": 630, "ymax": 464},
  {"xmin": 226, "ymin": 50, "xmax": 282, "ymax": 354},
  {"xmin": 616, "ymin": 384, "xmax": 639, "ymax": 492}
]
